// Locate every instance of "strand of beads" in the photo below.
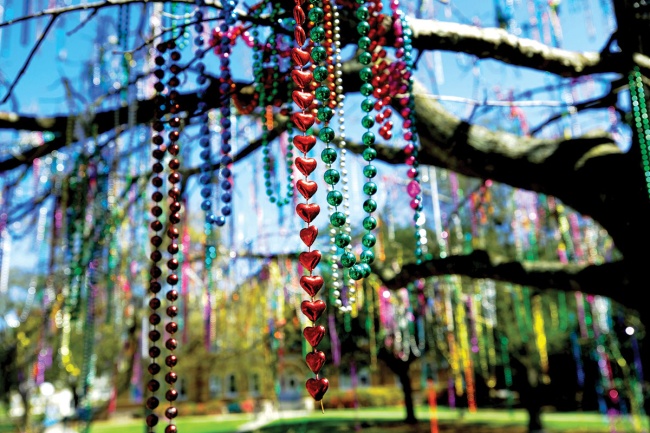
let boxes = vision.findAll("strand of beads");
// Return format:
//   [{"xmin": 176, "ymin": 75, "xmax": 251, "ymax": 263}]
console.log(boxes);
[
  {"xmin": 291, "ymin": 0, "xmax": 329, "ymax": 405},
  {"xmin": 394, "ymin": 7, "xmax": 428, "ymax": 264},
  {"xmin": 629, "ymin": 67, "xmax": 650, "ymax": 198},
  {"xmin": 145, "ymin": 39, "xmax": 171, "ymax": 432},
  {"xmin": 252, "ymin": 1, "xmax": 294, "ymax": 206},
  {"xmin": 193, "ymin": 1, "xmax": 217, "ymax": 351},
  {"xmin": 194, "ymin": 5, "xmax": 220, "ymax": 229},
  {"xmin": 327, "ymin": 2, "xmax": 354, "ymax": 312},
  {"xmin": 162, "ymin": 39, "xmax": 183, "ymax": 433},
  {"xmin": 215, "ymin": 0, "xmax": 237, "ymax": 225},
  {"xmin": 365, "ymin": 0, "xmax": 395, "ymax": 144},
  {"xmin": 347, "ymin": 0, "xmax": 378, "ymax": 282}
]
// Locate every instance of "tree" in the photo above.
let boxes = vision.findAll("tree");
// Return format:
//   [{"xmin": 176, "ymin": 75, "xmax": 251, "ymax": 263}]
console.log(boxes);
[{"xmin": 1, "ymin": 1, "xmax": 649, "ymax": 433}]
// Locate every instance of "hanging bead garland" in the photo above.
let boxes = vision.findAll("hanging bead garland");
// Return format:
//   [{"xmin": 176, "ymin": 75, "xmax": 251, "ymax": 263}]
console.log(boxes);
[
  {"xmin": 628, "ymin": 67, "xmax": 650, "ymax": 198},
  {"xmin": 203, "ymin": 0, "xmax": 238, "ymax": 227},
  {"xmin": 195, "ymin": 4, "xmax": 217, "ymax": 228},
  {"xmin": 192, "ymin": 2, "xmax": 219, "ymax": 352},
  {"xmin": 162, "ymin": 38, "xmax": 182, "ymax": 433},
  {"xmin": 219, "ymin": 1, "xmax": 237, "ymax": 225},
  {"xmin": 395, "ymin": 9, "xmax": 428, "ymax": 263},
  {"xmin": 326, "ymin": 1, "xmax": 355, "ymax": 313},
  {"xmin": 349, "ymin": 0, "xmax": 378, "ymax": 282},
  {"xmin": 145, "ymin": 38, "xmax": 170, "ymax": 432},
  {"xmin": 251, "ymin": 1, "xmax": 295, "ymax": 206},
  {"xmin": 313, "ymin": 1, "xmax": 352, "ymax": 310},
  {"xmin": 366, "ymin": 0, "xmax": 393, "ymax": 142},
  {"xmin": 291, "ymin": 0, "xmax": 329, "ymax": 405}
]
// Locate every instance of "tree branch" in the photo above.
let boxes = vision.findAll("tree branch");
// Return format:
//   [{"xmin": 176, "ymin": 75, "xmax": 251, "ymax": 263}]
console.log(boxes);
[
  {"xmin": 405, "ymin": 18, "xmax": 650, "ymax": 77},
  {"xmin": 0, "ymin": 58, "xmax": 642, "ymax": 280},
  {"xmin": 380, "ymin": 251, "xmax": 633, "ymax": 308},
  {"xmin": 1, "ymin": 16, "xmax": 57, "ymax": 104},
  {"xmin": 0, "ymin": 0, "xmax": 214, "ymax": 28},
  {"xmin": 333, "ymin": 12, "xmax": 650, "ymax": 77},
  {"xmin": 528, "ymin": 91, "xmax": 621, "ymax": 136}
]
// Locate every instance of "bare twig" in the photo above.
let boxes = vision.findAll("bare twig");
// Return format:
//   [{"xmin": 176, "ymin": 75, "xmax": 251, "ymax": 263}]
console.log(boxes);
[
  {"xmin": 0, "ymin": 0, "xmax": 217, "ymax": 28},
  {"xmin": 66, "ymin": 8, "xmax": 98, "ymax": 36},
  {"xmin": 529, "ymin": 92, "xmax": 620, "ymax": 136},
  {"xmin": 442, "ymin": 180, "xmax": 486, "ymax": 228},
  {"xmin": 125, "ymin": 16, "xmax": 220, "ymax": 54},
  {"xmin": 1, "ymin": 16, "xmax": 57, "ymax": 104}
]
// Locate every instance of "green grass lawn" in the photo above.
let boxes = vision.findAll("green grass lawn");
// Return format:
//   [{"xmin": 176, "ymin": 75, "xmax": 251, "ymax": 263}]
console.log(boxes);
[
  {"xmin": 90, "ymin": 414, "xmax": 255, "ymax": 433},
  {"xmin": 261, "ymin": 407, "xmax": 649, "ymax": 432},
  {"xmin": 36, "ymin": 407, "xmax": 650, "ymax": 433}
]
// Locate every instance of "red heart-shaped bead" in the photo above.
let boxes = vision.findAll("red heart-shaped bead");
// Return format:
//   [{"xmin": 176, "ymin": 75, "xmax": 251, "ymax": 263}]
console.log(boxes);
[
  {"xmin": 295, "ymin": 157, "xmax": 317, "ymax": 176},
  {"xmin": 301, "ymin": 299, "xmax": 326, "ymax": 322},
  {"xmin": 300, "ymin": 225, "xmax": 318, "ymax": 247},
  {"xmin": 292, "ymin": 90, "xmax": 314, "ymax": 110},
  {"xmin": 299, "ymin": 250, "xmax": 321, "ymax": 272},
  {"xmin": 300, "ymin": 275, "xmax": 324, "ymax": 297},
  {"xmin": 293, "ymin": 136, "xmax": 317, "ymax": 154},
  {"xmin": 306, "ymin": 377, "xmax": 329, "ymax": 401},
  {"xmin": 295, "ymin": 156, "xmax": 317, "ymax": 176},
  {"xmin": 296, "ymin": 179, "xmax": 318, "ymax": 200},
  {"xmin": 292, "ymin": 112, "xmax": 315, "ymax": 132},
  {"xmin": 296, "ymin": 203, "xmax": 320, "ymax": 223},
  {"xmin": 303, "ymin": 325, "xmax": 326, "ymax": 347},
  {"xmin": 294, "ymin": 26, "xmax": 306, "ymax": 46},
  {"xmin": 291, "ymin": 69, "xmax": 313, "ymax": 89},
  {"xmin": 291, "ymin": 47, "xmax": 311, "ymax": 67},
  {"xmin": 306, "ymin": 351, "xmax": 326, "ymax": 374},
  {"xmin": 293, "ymin": 6, "xmax": 305, "ymax": 24}
]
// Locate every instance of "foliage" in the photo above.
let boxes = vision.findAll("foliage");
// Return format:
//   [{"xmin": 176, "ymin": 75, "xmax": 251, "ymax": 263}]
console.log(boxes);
[{"xmin": 322, "ymin": 386, "xmax": 405, "ymax": 409}]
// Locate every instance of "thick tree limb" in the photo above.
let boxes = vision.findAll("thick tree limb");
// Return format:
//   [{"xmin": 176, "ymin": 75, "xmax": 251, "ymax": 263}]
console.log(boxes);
[
  {"xmin": 406, "ymin": 77, "xmax": 648, "ymax": 261},
  {"xmin": 0, "ymin": 62, "xmax": 635, "ymax": 253},
  {"xmin": 380, "ymin": 251, "xmax": 634, "ymax": 308},
  {"xmin": 0, "ymin": 55, "xmax": 645, "ymax": 297},
  {"xmin": 0, "ymin": 79, "xmax": 244, "ymax": 172},
  {"xmin": 0, "ymin": 65, "xmax": 635, "ymax": 261},
  {"xmin": 406, "ymin": 18, "xmax": 650, "ymax": 77}
]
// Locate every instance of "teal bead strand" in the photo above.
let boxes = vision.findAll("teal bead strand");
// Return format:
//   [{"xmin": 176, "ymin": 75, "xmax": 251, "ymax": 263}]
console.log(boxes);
[
  {"xmin": 349, "ymin": 0, "xmax": 379, "ymax": 282},
  {"xmin": 629, "ymin": 67, "xmax": 650, "ymax": 198}
]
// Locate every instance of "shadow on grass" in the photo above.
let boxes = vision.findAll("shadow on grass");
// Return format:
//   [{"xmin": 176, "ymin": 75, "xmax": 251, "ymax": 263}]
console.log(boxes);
[{"xmin": 250, "ymin": 419, "xmax": 529, "ymax": 433}]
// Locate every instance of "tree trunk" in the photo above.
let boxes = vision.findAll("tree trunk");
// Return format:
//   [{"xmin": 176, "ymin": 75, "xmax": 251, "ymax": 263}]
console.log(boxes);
[
  {"xmin": 525, "ymin": 397, "xmax": 544, "ymax": 433},
  {"xmin": 396, "ymin": 367, "xmax": 418, "ymax": 424},
  {"xmin": 18, "ymin": 388, "xmax": 30, "ymax": 433},
  {"xmin": 519, "ymin": 367, "xmax": 545, "ymax": 433},
  {"xmin": 377, "ymin": 349, "xmax": 418, "ymax": 424}
]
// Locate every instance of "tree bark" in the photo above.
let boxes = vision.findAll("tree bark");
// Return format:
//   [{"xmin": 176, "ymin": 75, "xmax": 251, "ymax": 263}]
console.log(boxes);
[
  {"xmin": 525, "ymin": 399, "xmax": 544, "ymax": 433},
  {"xmin": 377, "ymin": 349, "xmax": 418, "ymax": 424},
  {"xmin": 510, "ymin": 357, "xmax": 547, "ymax": 433},
  {"xmin": 18, "ymin": 388, "xmax": 30, "ymax": 433},
  {"xmin": 396, "ymin": 366, "xmax": 417, "ymax": 425}
]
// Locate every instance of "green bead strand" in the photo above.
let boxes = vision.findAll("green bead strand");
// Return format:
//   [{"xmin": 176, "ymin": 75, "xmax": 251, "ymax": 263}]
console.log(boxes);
[
  {"xmin": 347, "ymin": 0, "xmax": 378, "ymax": 282},
  {"xmin": 629, "ymin": 67, "xmax": 650, "ymax": 197}
]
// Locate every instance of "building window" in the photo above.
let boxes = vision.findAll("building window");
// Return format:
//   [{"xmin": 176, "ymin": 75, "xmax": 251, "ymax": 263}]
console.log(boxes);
[
  {"xmin": 358, "ymin": 368, "xmax": 371, "ymax": 388},
  {"xmin": 250, "ymin": 373, "xmax": 260, "ymax": 396},
  {"xmin": 226, "ymin": 374, "xmax": 237, "ymax": 397},
  {"xmin": 288, "ymin": 377, "xmax": 297, "ymax": 391},
  {"xmin": 209, "ymin": 377, "xmax": 222, "ymax": 398}
]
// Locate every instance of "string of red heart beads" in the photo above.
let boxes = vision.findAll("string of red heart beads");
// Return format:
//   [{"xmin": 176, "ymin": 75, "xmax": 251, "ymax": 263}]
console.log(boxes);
[{"xmin": 290, "ymin": 0, "xmax": 330, "ymax": 408}]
